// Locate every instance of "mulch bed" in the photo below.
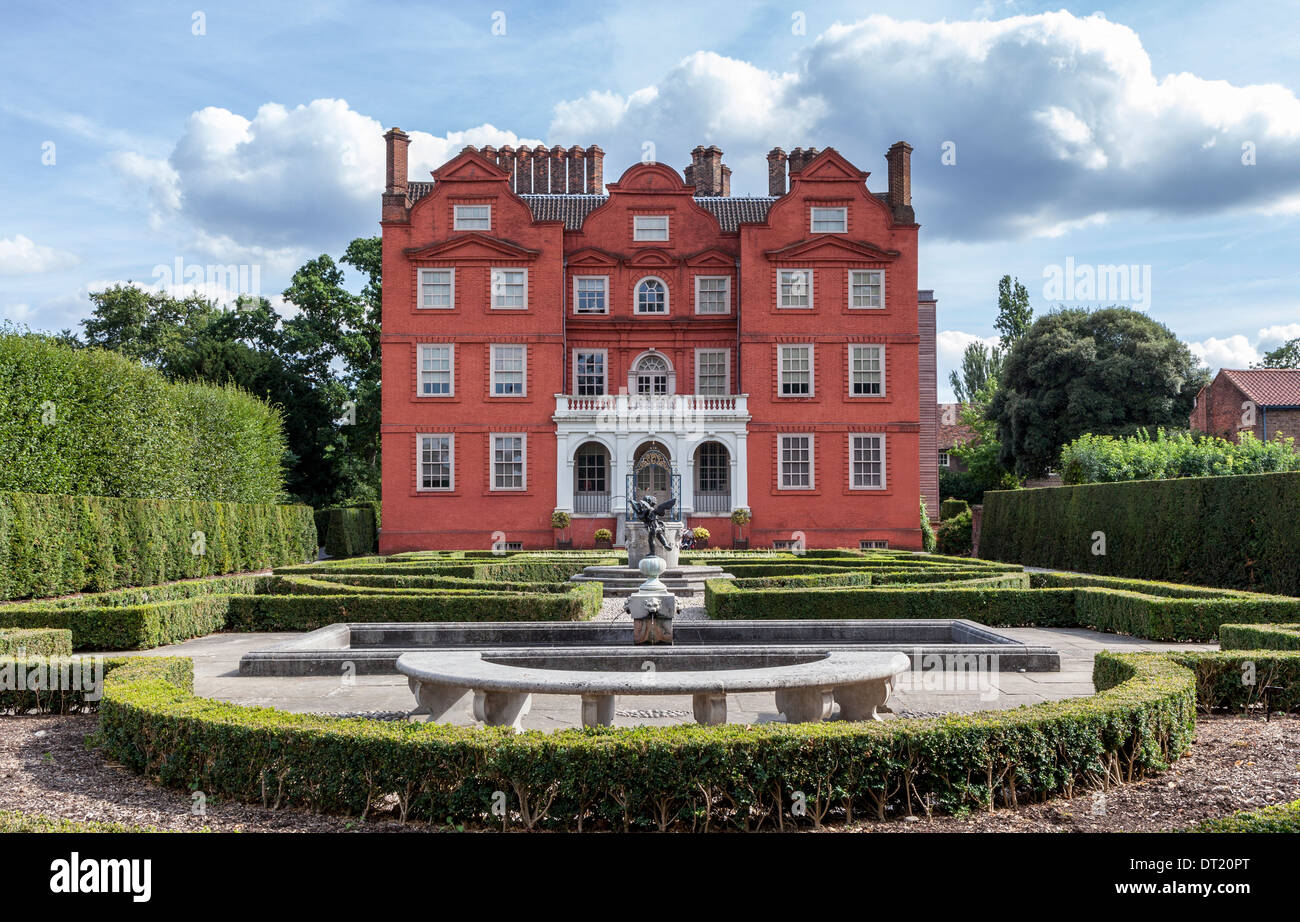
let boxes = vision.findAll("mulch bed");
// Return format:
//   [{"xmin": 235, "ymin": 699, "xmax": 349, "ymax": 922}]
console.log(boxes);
[{"xmin": 1, "ymin": 712, "xmax": 1296, "ymax": 833}]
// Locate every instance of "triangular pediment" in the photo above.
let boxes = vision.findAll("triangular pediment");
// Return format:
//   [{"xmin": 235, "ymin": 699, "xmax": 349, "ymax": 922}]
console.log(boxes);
[
  {"xmin": 684, "ymin": 247, "xmax": 736, "ymax": 268},
  {"xmin": 791, "ymin": 148, "xmax": 870, "ymax": 183},
  {"xmin": 567, "ymin": 247, "xmax": 620, "ymax": 267},
  {"xmin": 406, "ymin": 232, "xmax": 539, "ymax": 261},
  {"xmin": 431, "ymin": 148, "xmax": 511, "ymax": 183},
  {"xmin": 764, "ymin": 236, "xmax": 899, "ymax": 262}
]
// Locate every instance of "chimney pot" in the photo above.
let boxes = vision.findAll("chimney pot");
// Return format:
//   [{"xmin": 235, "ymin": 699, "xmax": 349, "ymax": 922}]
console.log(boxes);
[
  {"xmin": 550, "ymin": 145, "xmax": 567, "ymax": 193},
  {"xmin": 585, "ymin": 145, "xmax": 604, "ymax": 194},
  {"xmin": 766, "ymin": 147, "xmax": 787, "ymax": 196},
  {"xmin": 886, "ymin": 140, "xmax": 913, "ymax": 208}
]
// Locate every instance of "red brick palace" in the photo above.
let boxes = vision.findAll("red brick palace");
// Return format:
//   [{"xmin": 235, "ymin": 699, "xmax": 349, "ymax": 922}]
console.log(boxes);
[{"xmin": 379, "ymin": 131, "xmax": 938, "ymax": 551}]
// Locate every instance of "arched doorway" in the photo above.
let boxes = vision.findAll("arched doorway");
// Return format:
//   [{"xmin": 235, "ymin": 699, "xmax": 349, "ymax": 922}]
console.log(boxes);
[
  {"xmin": 632, "ymin": 441, "xmax": 673, "ymax": 508},
  {"xmin": 693, "ymin": 441, "xmax": 731, "ymax": 514},
  {"xmin": 573, "ymin": 441, "xmax": 611, "ymax": 515}
]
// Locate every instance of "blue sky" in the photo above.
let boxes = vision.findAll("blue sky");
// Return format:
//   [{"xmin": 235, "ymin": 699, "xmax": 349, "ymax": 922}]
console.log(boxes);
[{"xmin": 4, "ymin": 0, "xmax": 1300, "ymax": 400}]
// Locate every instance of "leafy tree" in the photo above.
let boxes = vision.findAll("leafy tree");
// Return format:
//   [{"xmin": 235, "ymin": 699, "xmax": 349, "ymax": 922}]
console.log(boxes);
[
  {"xmin": 989, "ymin": 307, "xmax": 1211, "ymax": 477},
  {"xmin": 950, "ymin": 381, "xmax": 1019, "ymax": 497},
  {"xmin": 993, "ymin": 275, "xmax": 1033, "ymax": 346},
  {"xmin": 948, "ymin": 340, "xmax": 1002, "ymax": 405},
  {"xmin": 1256, "ymin": 337, "xmax": 1300, "ymax": 369}
]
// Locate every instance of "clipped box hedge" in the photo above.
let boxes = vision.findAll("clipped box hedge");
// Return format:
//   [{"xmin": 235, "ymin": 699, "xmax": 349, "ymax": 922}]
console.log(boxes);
[
  {"xmin": 979, "ymin": 471, "xmax": 1300, "ymax": 596},
  {"xmin": 0, "ymin": 655, "xmax": 183, "ymax": 715},
  {"xmin": 0, "ymin": 596, "xmax": 234, "ymax": 651},
  {"xmin": 315, "ymin": 505, "xmax": 378, "ymax": 558},
  {"xmin": 0, "ymin": 491, "xmax": 316, "ymax": 601},
  {"xmin": 0, "ymin": 627, "xmax": 71, "ymax": 657},
  {"xmin": 96, "ymin": 651, "xmax": 1195, "ymax": 830},
  {"xmin": 1218, "ymin": 622, "xmax": 1300, "ymax": 651}
]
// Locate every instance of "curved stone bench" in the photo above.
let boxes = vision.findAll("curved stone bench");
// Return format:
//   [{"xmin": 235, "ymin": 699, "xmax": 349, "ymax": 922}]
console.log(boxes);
[{"xmin": 397, "ymin": 648, "xmax": 910, "ymax": 730}]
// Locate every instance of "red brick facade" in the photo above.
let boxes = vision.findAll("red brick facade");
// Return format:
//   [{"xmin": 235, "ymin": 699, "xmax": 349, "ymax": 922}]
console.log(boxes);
[
  {"xmin": 1190, "ymin": 368, "xmax": 1300, "ymax": 445},
  {"xmin": 379, "ymin": 132, "xmax": 936, "ymax": 551}
]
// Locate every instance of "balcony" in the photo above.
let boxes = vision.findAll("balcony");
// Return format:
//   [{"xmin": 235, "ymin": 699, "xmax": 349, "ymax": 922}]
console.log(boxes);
[
  {"xmin": 554, "ymin": 393, "xmax": 750, "ymax": 424},
  {"xmin": 574, "ymin": 492, "xmax": 611, "ymax": 515},
  {"xmin": 693, "ymin": 491, "xmax": 732, "ymax": 515}
]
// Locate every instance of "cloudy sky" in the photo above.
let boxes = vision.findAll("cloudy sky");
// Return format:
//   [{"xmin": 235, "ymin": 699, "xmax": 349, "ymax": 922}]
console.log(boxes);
[{"xmin": 3, "ymin": 0, "xmax": 1300, "ymax": 400}]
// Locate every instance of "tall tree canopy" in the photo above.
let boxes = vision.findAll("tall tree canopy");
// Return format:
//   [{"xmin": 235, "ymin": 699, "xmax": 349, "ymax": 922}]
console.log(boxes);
[
  {"xmin": 1256, "ymin": 337, "xmax": 1300, "ymax": 369},
  {"xmin": 78, "ymin": 237, "xmax": 382, "ymax": 506},
  {"xmin": 993, "ymin": 275, "xmax": 1033, "ymax": 346},
  {"xmin": 949, "ymin": 341, "xmax": 1002, "ymax": 405},
  {"xmin": 988, "ymin": 307, "xmax": 1210, "ymax": 477}
]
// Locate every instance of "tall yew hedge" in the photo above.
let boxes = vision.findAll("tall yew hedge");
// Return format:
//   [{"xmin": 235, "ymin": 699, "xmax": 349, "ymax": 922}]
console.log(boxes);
[
  {"xmin": 0, "ymin": 331, "xmax": 285, "ymax": 502},
  {"xmin": 979, "ymin": 472, "xmax": 1300, "ymax": 596}
]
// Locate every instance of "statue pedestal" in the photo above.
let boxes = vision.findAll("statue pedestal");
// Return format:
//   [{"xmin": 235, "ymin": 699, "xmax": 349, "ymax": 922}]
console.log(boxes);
[
  {"xmin": 626, "ymin": 521, "xmax": 683, "ymax": 569},
  {"xmin": 625, "ymin": 556, "xmax": 676, "ymax": 644}
]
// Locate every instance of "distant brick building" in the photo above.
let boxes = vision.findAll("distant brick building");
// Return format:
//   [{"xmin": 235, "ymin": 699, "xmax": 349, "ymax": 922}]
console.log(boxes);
[
  {"xmin": 379, "ymin": 131, "xmax": 938, "ymax": 551},
  {"xmin": 937, "ymin": 403, "xmax": 977, "ymax": 473},
  {"xmin": 1190, "ymin": 369, "xmax": 1300, "ymax": 445}
]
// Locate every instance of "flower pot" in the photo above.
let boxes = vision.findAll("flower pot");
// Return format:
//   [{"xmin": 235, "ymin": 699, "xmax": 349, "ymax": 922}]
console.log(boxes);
[
  {"xmin": 594, "ymin": 538, "xmax": 612, "ymax": 550},
  {"xmin": 556, "ymin": 538, "xmax": 573, "ymax": 550},
  {"xmin": 733, "ymin": 538, "xmax": 749, "ymax": 550}
]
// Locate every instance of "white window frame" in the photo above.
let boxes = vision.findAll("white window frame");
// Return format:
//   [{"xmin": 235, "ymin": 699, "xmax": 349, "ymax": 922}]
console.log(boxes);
[
  {"xmin": 778, "ymin": 269, "xmax": 813, "ymax": 309},
  {"xmin": 453, "ymin": 204, "xmax": 491, "ymax": 231},
  {"xmin": 417, "ymin": 268, "xmax": 455, "ymax": 310},
  {"xmin": 490, "ymin": 267, "xmax": 529, "ymax": 310},
  {"xmin": 778, "ymin": 344, "xmax": 814, "ymax": 398},
  {"xmin": 810, "ymin": 206, "xmax": 847, "ymax": 233},
  {"xmin": 849, "ymin": 433, "xmax": 887, "ymax": 490},
  {"xmin": 490, "ymin": 432, "xmax": 527, "ymax": 492},
  {"xmin": 939, "ymin": 450, "xmax": 950, "ymax": 468},
  {"xmin": 694, "ymin": 275, "xmax": 731, "ymax": 315},
  {"xmin": 778, "ymin": 433, "xmax": 815, "ymax": 491},
  {"xmin": 849, "ymin": 269, "xmax": 885, "ymax": 310},
  {"xmin": 417, "ymin": 343, "xmax": 454, "ymax": 398},
  {"xmin": 694, "ymin": 348, "xmax": 730, "ymax": 396},
  {"xmin": 490, "ymin": 344, "xmax": 527, "ymax": 397},
  {"xmin": 635, "ymin": 276, "xmax": 670, "ymax": 315},
  {"xmin": 572, "ymin": 348, "xmax": 608, "ymax": 396},
  {"xmin": 416, "ymin": 433, "xmax": 455, "ymax": 492},
  {"xmin": 573, "ymin": 275, "xmax": 609, "ymax": 315},
  {"xmin": 847, "ymin": 344, "xmax": 886, "ymax": 398},
  {"xmin": 633, "ymin": 215, "xmax": 670, "ymax": 241}
]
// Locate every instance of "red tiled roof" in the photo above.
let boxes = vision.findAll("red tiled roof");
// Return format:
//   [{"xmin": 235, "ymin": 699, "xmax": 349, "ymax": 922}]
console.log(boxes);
[{"xmin": 1220, "ymin": 369, "xmax": 1300, "ymax": 406}]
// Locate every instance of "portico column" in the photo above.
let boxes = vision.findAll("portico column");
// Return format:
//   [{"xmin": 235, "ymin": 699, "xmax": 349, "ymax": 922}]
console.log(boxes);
[
  {"xmin": 555, "ymin": 434, "xmax": 574, "ymax": 513},
  {"xmin": 734, "ymin": 431, "xmax": 749, "ymax": 511},
  {"xmin": 681, "ymin": 437, "xmax": 696, "ymax": 516}
]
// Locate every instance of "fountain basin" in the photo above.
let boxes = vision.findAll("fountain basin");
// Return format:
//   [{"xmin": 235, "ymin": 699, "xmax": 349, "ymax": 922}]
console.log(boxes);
[{"xmin": 397, "ymin": 648, "xmax": 909, "ymax": 729}]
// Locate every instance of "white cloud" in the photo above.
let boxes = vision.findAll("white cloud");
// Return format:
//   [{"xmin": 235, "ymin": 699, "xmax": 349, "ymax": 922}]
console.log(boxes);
[
  {"xmin": 0, "ymin": 235, "xmax": 79, "ymax": 275},
  {"xmin": 549, "ymin": 11, "xmax": 1300, "ymax": 238},
  {"xmin": 1186, "ymin": 335, "xmax": 1260, "ymax": 370},
  {"xmin": 937, "ymin": 330, "xmax": 1002, "ymax": 402}
]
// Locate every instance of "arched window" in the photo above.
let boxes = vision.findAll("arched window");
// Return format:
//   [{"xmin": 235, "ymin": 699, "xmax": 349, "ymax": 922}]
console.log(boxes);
[
  {"xmin": 694, "ymin": 441, "xmax": 731, "ymax": 514},
  {"xmin": 634, "ymin": 353, "xmax": 670, "ymax": 395},
  {"xmin": 573, "ymin": 442, "xmax": 610, "ymax": 514},
  {"xmin": 635, "ymin": 277, "xmax": 668, "ymax": 315}
]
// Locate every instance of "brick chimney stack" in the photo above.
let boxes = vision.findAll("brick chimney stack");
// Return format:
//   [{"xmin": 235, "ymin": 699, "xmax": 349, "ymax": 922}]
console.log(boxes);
[
  {"xmin": 702, "ymin": 145, "xmax": 724, "ymax": 196},
  {"xmin": 550, "ymin": 146, "xmax": 567, "ymax": 193},
  {"xmin": 567, "ymin": 145, "xmax": 585, "ymax": 195},
  {"xmin": 384, "ymin": 127, "xmax": 410, "ymax": 196},
  {"xmin": 688, "ymin": 146, "xmax": 706, "ymax": 191},
  {"xmin": 532, "ymin": 146, "xmax": 549, "ymax": 192},
  {"xmin": 886, "ymin": 141, "xmax": 913, "ymax": 208},
  {"xmin": 498, "ymin": 145, "xmax": 515, "ymax": 188},
  {"xmin": 515, "ymin": 146, "xmax": 533, "ymax": 193},
  {"xmin": 720, "ymin": 164, "xmax": 731, "ymax": 197},
  {"xmin": 766, "ymin": 147, "xmax": 787, "ymax": 196},
  {"xmin": 585, "ymin": 145, "xmax": 604, "ymax": 193}
]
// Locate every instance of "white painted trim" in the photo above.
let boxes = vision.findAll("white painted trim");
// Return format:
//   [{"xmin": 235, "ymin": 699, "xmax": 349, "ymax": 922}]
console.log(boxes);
[
  {"xmin": 693, "ymin": 275, "xmax": 731, "ymax": 315},
  {"xmin": 415, "ymin": 433, "xmax": 455, "ymax": 492},
  {"xmin": 847, "ymin": 343, "xmax": 886, "ymax": 398},
  {"xmin": 778, "ymin": 343, "xmax": 815, "ymax": 398},
  {"xmin": 453, "ymin": 204, "xmax": 491, "ymax": 231},
  {"xmin": 694, "ymin": 347, "xmax": 731, "ymax": 396},
  {"xmin": 778, "ymin": 268, "xmax": 814, "ymax": 309},
  {"xmin": 572, "ymin": 275, "xmax": 609, "ymax": 315},
  {"xmin": 633, "ymin": 214, "xmax": 670, "ymax": 241},
  {"xmin": 490, "ymin": 267, "xmax": 529, "ymax": 310},
  {"xmin": 572, "ymin": 347, "xmax": 609, "ymax": 396},
  {"xmin": 416, "ymin": 343, "xmax": 455, "ymax": 398},
  {"xmin": 634, "ymin": 275, "xmax": 670, "ymax": 315},
  {"xmin": 848, "ymin": 432, "xmax": 888, "ymax": 490},
  {"xmin": 417, "ymin": 267, "xmax": 455, "ymax": 310},
  {"xmin": 489, "ymin": 432, "xmax": 528, "ymax": 491},
  {"xmin": 848, "ymin": 268, "xmax": 885, "ymax": 309},
  {"xmin": 489, "ymin": 343, "xmax": 527, "ymax": 397},
  {"xmin": 778, "ymin": 432, "xmax": 816, "ymax": 490},
  {"xmin": 810, "ymin": 206, "xmax": 847, "ymax": 233}
]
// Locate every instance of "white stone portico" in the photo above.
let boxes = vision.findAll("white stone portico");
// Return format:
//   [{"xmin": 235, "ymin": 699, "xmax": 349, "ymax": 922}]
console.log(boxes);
[{"xmin": 553, "ymin": 393, "xmax": 751, "ymax": 528}]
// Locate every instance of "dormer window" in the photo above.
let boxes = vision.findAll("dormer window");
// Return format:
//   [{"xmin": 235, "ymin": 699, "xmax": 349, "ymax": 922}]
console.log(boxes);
[
  {"xmin": 811, "ymin": 207, "xmax": 846, "ymax": 233},
  {"xmin": 454, "ymin": 205, "xmax": 491, "ymax": 230},
  {"xmin": 633, "ymin": 215, "xmax": 669, "ymax": 241}
]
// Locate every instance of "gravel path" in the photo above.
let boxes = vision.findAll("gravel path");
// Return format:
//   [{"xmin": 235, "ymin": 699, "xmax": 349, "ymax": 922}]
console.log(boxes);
[{"xmin": 2, "ymin": 712, "xmax": 1294, "ymax": 833}]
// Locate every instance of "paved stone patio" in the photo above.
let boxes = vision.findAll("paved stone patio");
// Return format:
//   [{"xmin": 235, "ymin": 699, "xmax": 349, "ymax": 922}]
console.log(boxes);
[{"xmin": 116, "ymin": 599, "xmax": 1215, "ymax": 730}]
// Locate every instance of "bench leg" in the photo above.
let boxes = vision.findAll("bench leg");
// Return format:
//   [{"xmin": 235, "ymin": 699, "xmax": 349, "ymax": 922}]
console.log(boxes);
[
  {"xmin": 408, "ymin": 678, "xmax": 469, "ymax": 721},
  {"xmin": 775, "ymin": 687, "xmax": 835, "ymax": 723},
  {"xmin": 834, "ymin": 678, "xmax": 895, "ymax": 722},
  {"xmin": 473, "ymin": 690, "xmax": 532, "ymax": 731},
  {"xmin": 580, "ymin": 693, "xmax": 616, "ymax": 727},
  {"xmin": 692, "ymin": 693, "xmax": 727, "ymax": 726}
]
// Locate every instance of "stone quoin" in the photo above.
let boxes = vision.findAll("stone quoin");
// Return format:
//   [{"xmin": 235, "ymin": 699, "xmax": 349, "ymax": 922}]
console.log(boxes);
[{"xmin": 379, "ymin": 129, "xmax": 938, "ymax": 551}]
